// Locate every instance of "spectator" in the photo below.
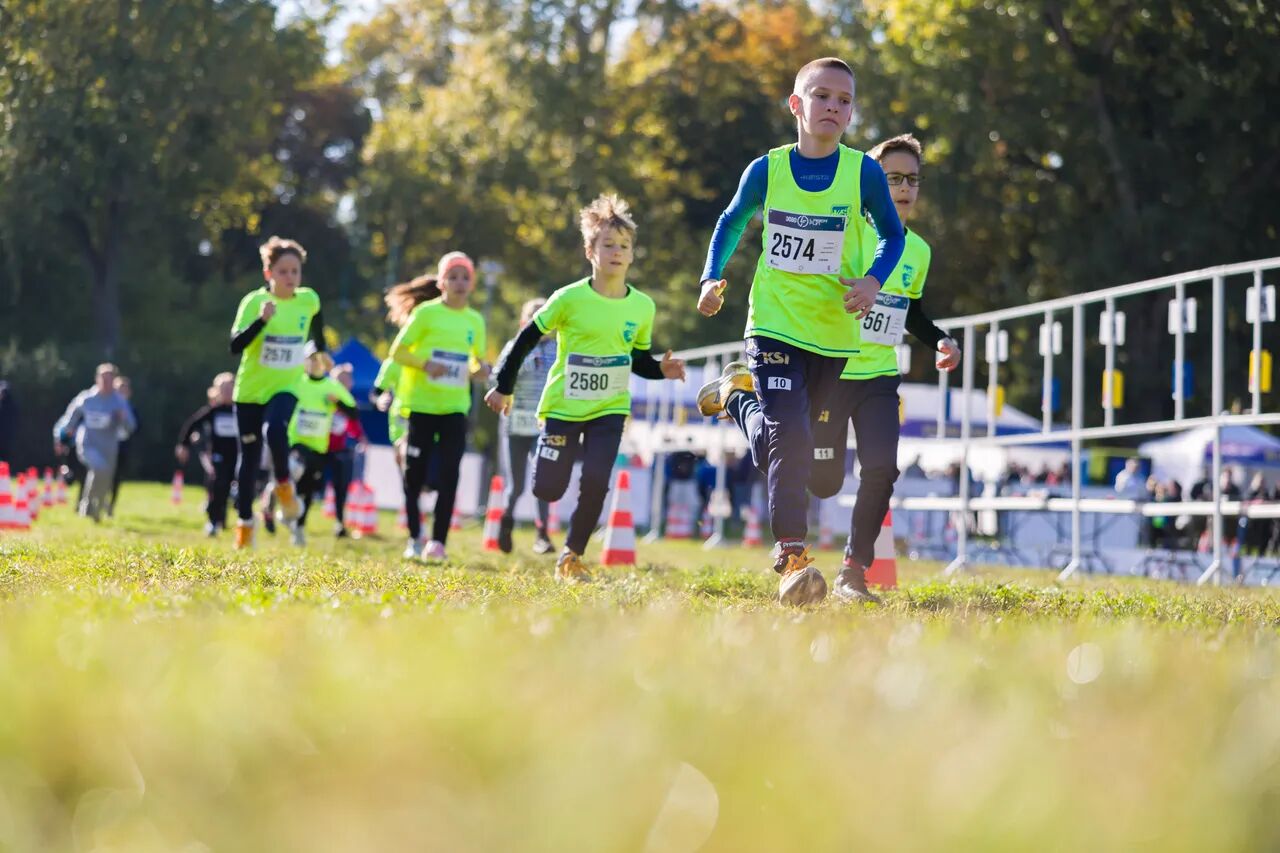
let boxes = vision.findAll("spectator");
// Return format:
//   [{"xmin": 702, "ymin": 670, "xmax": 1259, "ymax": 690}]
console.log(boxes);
[
  {"xmin": 902, "ymin": 456, "xmax": 926, "ymax": 479},
  {"xmin": 0, "ymin": 380, "xmax": 16, "ymax": 465},
  {"xmin": 1220, "ymin": 467, "xmax": 1243, "ymax": 547},
  {"xmin": 1113, "ymin": 458, "xmax": 1147, "ymax": 500},
  {"xmin": 1243, "ymin": 472, "xmax": 1273, "ymax": 557}
]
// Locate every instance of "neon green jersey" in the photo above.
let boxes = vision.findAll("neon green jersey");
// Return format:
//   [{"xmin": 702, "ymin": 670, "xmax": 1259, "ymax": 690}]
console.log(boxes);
[
  {"xmin": 389, "ymin": 299, "xmax": 486, "ymax": 415},
  {"xmin": 746, "ymin": 144, "xmax": 865, "ymax": 357},
  {"xmin": 287, "ymin": 374, "xmax": 356, "ymax": 454},
  {"xmin": 532, "ymin": 279, "xmax": 654, "ymax": 422},
  {"xmin": 232, "ymin": 287, "xmax": 322, "ymax": 404},
  {"xmin": 374, "ymin": 358, "xmax": 408, "ymax": 443},
  {"xmin": 841, "ymin": 226, "xmax": 932, "ymax": 380}
]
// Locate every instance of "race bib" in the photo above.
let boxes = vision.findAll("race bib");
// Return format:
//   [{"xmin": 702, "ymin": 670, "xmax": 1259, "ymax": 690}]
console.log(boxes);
[
  {"xmin": 259, "ymin": 335, "xmax": 305, "ymax": 369},
  {"xmin": 84, "ymin": 410, "xmax": 112, "ymax": 430},
  {"xmin": 765, "ymin": 209, "xmax": 846, "ymax": 275},
  {"xmin": 295, "ymin": 409, "xmax": 329, "ymax": 438},
  {"xmin": 565, "ymin": 353, "xmax": 629, "ymax": 401},
  {"xmin": 429, "ymin": 350, "xmax": 470, "ymax": 388},
  {"xmin": 507, "ymin": 410, "xmax": 540, "ymax": 436},
  {"xmin": 860, "ymin": 291, "xmax": 909, "ymax": 346},
  {"xmin": 213, "ymin": 413, "xmax": 237, "ymax": 438}
]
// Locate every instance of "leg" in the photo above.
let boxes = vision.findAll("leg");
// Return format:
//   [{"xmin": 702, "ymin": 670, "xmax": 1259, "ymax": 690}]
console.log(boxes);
[
  {"xmin": 428, "ymin": 414, "xmax": 468, "ymax": 545},
  {"xmin": 209, "ymin": 451, "xmax": 235, "ymax": 528},
  {"xmin": 807, "ymin": 363, "xmax": 853, "ymax": 500},
  {"xmin": 234, "ymin": 403, "xmax": 267, "ymax": 522},
  {"xmin": 263, "ymin": 392, "xmax": 298, "ymax": 482},
  {"xmin": 86, "ymin": 454, "xmax": 117, "ymax": 522},
  {"xmin": 845, "ymin": 376, "xmax": 902, "ymax": 569},
  {"xmin": 402, "ymin": 412, "xmax": 440, "ymax": 543},
  {"xmin": 564, "ymin": 415, "xmax": 626, "ymax": 556},
  {"xmin": 109, "ymin": 439, "xmax": 129, "ymax": 516},
  {"xmin": 295, "ymin": 447, "xmax": 327, "ymax": 525},
  {"xmin": 531, "ymin": 419, "xmax": 581, "ymax": 504},
  {"xmin": 331, "ymin": 447, "xmax": 354, "ymax": 525}
]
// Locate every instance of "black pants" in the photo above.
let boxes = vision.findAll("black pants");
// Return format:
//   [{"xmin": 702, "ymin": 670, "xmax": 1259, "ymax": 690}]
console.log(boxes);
[
  {"xmin": 234, "ymin": 393, "xmax": 297, "ymax": 521},
  {"xmin": 206, "ymin": 449, "xmax": 237, "ymax": 528},
  {"xmin": 292, "ymin": 445, "xmax": 329, "ymax": 525},
  {"xmin": 403, "ymin": 412, "xmax": 467, "ymax": 543},
  {"xmin": 724, "ymin": 336, "xmax": 846, "ymax": 544},
  {"xmin": 532, "ymin": 415, "xmax": 625, "ymax": 555},
  {"xmin": 109, "ymin": 437, "xmax": 131, "ymax": 516},
  {"xmin": 831, "ymin": 376, "xmax": 901, "ymax": 568},
  {"xmin": 504, "ymin": 432, "xmax": 550, "ymax": 532},
  {"xmin": 327, "ymin": 446, "xmax": 356, "ymax": 524}
]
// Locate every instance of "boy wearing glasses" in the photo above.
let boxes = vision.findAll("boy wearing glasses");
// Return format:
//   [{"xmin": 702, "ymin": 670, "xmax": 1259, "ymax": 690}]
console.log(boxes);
[{"xmin": 823, "ymin": 133, "xmax": 962, "ymax": 602}]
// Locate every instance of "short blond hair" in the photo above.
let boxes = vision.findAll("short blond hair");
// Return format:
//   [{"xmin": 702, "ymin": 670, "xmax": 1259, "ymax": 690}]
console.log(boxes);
[
  {"xmin": 794, "ymin": 57, "xmax": 855, "ymax": 95},
  {"xmin": 259, "ymin": 236, "xmax": 307, "ymax": 269},
  {"xmin": 579, "ymin": 193, "xmax": 637, "ymax": 249},
  {"xmin": 95, "ymin": 362, "xmax": 118, "ymax": 377}
]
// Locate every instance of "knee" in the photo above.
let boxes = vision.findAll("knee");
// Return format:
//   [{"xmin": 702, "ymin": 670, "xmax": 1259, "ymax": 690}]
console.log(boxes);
[
  {"xmin": 860, "ymin": 463, "xmax": 900, "ymax": 488},
  {"xmin": 809, "ymin": 468, "xmax": 843, "ymax": 499},
  {"xmin": 532, "ymin": 475, "xmax": 567, "ymax": 502}
]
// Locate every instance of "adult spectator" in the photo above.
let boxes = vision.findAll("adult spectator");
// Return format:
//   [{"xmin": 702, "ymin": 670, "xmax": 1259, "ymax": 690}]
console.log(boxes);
[{"xmin": 53, "ymin": 363, "xmax": 136, "ymax": 521}]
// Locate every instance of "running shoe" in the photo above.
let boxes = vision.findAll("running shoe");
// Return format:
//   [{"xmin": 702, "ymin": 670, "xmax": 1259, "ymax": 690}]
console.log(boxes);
[
  {"xmin": 696, "ymin": 361, "xmax": 754, "ymax": 418},
  {"xmin": 835, "ymin": 558, "xmax": 882, "ymax": 604},
  {"xmin": 775, "ymin": 544, "xmax": 826, "ymax": 606},
  {"xmin": 555, "ymin": 549, "xmax": 592, "ymax": 583}
]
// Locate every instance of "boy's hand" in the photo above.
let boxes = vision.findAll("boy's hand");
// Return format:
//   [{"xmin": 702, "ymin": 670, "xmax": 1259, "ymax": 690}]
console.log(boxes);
[
  {"xmin": 472, "ymin": 363, "xmax": 492, "ymax": 382},
  {"xmin": 484, "ymin": 388, "xmax": 511, "ymax": 415},
  {"xmin": 698, "ymin": 279, "xmax": 727, "ymax": 317},
  {"xmin": 175, "ymin": 445, "xmax": 189, "ymax": 465},
  {"xmin": 840, "ymin": 275, "xmax": 881, "ymax": 318},
  {"xmin": 325, "ymin": 393, "xmax": 339, "ymax": 404},
  {"xmin": 54, "ymin": 440, "xmax": 66, "ymax": 456},
  {"xmin": 424, "ymin": 359, "xmax": 448, "ymax": 379},
  {"xmin": 259, "ymin": 300, "xmax": 277, "ymax": 322},
  {"xmin": 936, "ymin": 337, "xmax": 962, "ymax": 372},
  {"xmin": 660, "ymin": 350, "xmax": 686, "ymax": 381}
]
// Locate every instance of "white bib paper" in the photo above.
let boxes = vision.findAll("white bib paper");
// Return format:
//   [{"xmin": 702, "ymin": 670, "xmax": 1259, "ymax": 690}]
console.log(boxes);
[
  {"xmin": 507, "ymin": 410, "xmax": 541, "ymax": 436},
  {"xmin": 259, "ymin": 335, "xmax": 305, "ymax": 369},
  {"xmin": 860, "ymin": 291, "xmax": 909, "ymax": 346},
  {"xmin": 295, "ymin": 409, "xmax": 329, "ymax": 438},
  {"xmin": 564, "ymin": 353, "xmax": 630, "ymax": 401},
  {"xmin": 765, "ymin": 209, "xmax": 846, "ymax": 275},
  {"xmin": 213, "ymin": 413, "xmax": 238, "ymax": 438},
  {"xmin": 429, "ymin": 350, "xmax": 470, "ymax": 388},
  {"xmin": 84, "ymin": 410, "xmax": 112, "ymax": 430}
]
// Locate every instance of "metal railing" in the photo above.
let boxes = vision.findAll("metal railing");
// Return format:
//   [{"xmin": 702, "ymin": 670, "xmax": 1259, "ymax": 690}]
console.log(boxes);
[{"xmin": 647, "ymin": 257, "xmax": 1280, "ymax": 584}]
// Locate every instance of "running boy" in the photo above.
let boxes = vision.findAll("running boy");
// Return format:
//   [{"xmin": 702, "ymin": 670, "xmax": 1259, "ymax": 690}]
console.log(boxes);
[
  {"xmin": 494, "ymin": 297, "xmax": 557, "ymax": 555},
  {"xmin": 831, "ymin": 134, "xmax": 960, "ymax": 601},
  {"xmin": 486, "ymin": 194, "xmax": 686, "ymax": 582},
  {"xmin": 693, "ymin": 57, "xmax": 905, "ymax": 605},
  {"xmin": 53, "ymin": 363, "xmax": 136, "ymax": 522},
  {"xmin": 175, "ymin": 372, "xmax": 238, "ymax": 536},
  {"xmin": 228, "ymin": 236, "xmax": 326, "ymax": 549},
  {"xmin": 388, "ymin": 254, "xmax": 489, "ymax": 561},
  {"xmin": 285, "ymin": 344, "xmax": 357, "ymax": 546}
]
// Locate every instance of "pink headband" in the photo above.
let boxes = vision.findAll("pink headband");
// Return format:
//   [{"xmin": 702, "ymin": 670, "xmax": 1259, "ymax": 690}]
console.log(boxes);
[{"xmin": 437, "ymin": 251, "xmax": 475, "ymax": 279}]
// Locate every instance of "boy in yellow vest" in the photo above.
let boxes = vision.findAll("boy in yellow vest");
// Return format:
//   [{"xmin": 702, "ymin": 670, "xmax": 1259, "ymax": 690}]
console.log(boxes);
[
  {"xmin": 816, "ymin": 134, "xmax": 961, "ymax": 602},
  {"xmin": 694, "ymin": 57, "xmax": 905, "ymax": 606}
]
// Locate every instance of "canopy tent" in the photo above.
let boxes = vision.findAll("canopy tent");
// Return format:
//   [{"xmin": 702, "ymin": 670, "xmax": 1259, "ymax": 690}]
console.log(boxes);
[
  {"xmin": 1138, "ymin": 424, "xmax": 1280, "ymax": 489},
  {"xmin": 329, "ymin": 338, "xmax": 392, "ymax": 444}
]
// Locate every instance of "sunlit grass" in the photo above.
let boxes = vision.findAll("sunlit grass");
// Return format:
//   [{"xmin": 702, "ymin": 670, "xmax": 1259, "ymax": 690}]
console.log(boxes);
[{"xmin": 0, "ymin": 483, "xmax": 1277, "ymax": 851}]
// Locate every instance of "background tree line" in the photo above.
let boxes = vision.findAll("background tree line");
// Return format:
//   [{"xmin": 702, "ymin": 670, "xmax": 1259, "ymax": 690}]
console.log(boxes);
[{"xmin": 2, "ymin": 0, "xmax": 1278, "ymax": 478}]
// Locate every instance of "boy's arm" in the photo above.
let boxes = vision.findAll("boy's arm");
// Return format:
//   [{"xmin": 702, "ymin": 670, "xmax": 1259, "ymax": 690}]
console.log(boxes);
[
  {"xmin": 905, "ymin": 298, "xmax": 947, "ymax": 349},
  {"xmin": 175, "ymin": 405, "xmax": 213, "ymax": 449},
  {"xmin": 700, "ymin": 157, "xmax": 768, "ymax": 284},
  {"xmin": 53, "ymin": 393, "xmax": 84, "ymax": 443},
  {"xmin": 309, "ymin": 309, "xmax": 327, "ymax": 353},
  {"xmin": 492, "ymin": 323, "xmax": 543, "ymax": 395},
  {"xmin": 859, "ymin": 157, "xmax": 906, "ymax": 286}
]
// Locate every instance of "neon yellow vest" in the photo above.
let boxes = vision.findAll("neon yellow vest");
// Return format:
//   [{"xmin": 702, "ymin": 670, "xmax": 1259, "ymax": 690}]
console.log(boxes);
[
  {"xmin": 745, "ymin": 144, "xmax": 865, "ymax": 357},
  {"xmin": 842, "ymin": 226, "xmax": 932, "ymax": 379}
]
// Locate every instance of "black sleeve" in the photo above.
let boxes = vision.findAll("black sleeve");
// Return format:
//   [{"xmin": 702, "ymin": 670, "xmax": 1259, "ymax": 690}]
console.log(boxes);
[
  {"xmin": 337, "ymin": 401, "xmax": 359, "ymax": 416},
  {"xmin": 905, "ymin": 297, "xmax": 948, "ymax": 350},
  {"xmin": 493, "ymin": 323, "xmax": 543, "ymax": 395},
  {"xmin": 310, "ymin": 310, "xmax": 327, "ymax": 352},
  {"xmin": 175, "ymin": 405, "xmax": 213, "ymax": 448},
  {"xmin": 630, "ymin": 347, "xmax": 666, "ymax": 380},
  {"xmin": 230, "ymin": 319, "xmax": 266, "ymax": 354}
]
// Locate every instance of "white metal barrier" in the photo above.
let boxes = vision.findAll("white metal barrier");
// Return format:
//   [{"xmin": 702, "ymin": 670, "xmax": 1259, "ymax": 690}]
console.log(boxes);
[{"xmin": 651, "ymin": 256, "xmax": 1280, "ymax": 584}]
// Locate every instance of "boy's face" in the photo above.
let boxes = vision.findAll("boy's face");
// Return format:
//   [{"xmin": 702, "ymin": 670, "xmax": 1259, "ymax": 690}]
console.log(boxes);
[
  {"xmin": 441, "ymin": 265, "xmax": 473, "ymax": 300},
  {"xmin": 789, "ymin": 67, "xmax": 854, "ymax": 142},
  {"xmin": 587, "ymin": 227, "xmax": 634, "ymax": 276},
  {"xmin": 305, "ymin": 354, "xmax": 327, "ymax": 379},
  {"xmin": 265, "ymin": 253, "xmax": 302, "ymax": 297},
  {"xmin": 881, "ymin": 150, "xmax": 921, "ymax": 223},
  {"xmin": 214, "ymin": 378, "xmax": 233, "ymax": 404},
  {"xmin": 95, "ymin": 370, "xmax": 115, "ymax": 394}
]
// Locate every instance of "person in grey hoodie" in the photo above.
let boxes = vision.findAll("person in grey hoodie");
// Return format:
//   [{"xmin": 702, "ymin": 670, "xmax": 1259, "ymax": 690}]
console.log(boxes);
[{"xmin": 53, "ymin": 363, "xmax": 137, "ymax": 521}]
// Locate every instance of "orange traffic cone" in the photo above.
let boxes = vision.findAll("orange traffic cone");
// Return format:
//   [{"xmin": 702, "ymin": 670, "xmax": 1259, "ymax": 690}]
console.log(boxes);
[
  {"xmin": 818, "ymin": 520, "xmax": 835, "ymax": 550},
  {"xmin": 43, "ymin": 468, "xmax": 55, "ymax": 510},
  {"xmin": 450, "ymin": 505, "xmax": 463, "ymax": 531},
  {"xmin": 0, "ymin": 466, "xmax": 12, "ymax": 530},
  {"xmin": 481, "ymin": 475, "xmax": 505, "ymax": 552},
  {"xmin": 322, "ymin": 483, "xmax": 336, "ymax": 519},
  {"xmin": 358, "ymin": 483, "xmax": 377, "ymax": 537},
  {"xmin": 24, "ymin": 468, "xmax": 39, "ymax": 522},
  {"xmin": 547, "ymin": 502, "xmax": 561, "ymax": 538},
  {"xmin": 12, "ymin": 475, "xmax": 30, "ymax": 530},
  {"xmin": 56, "ymin": 475, "xmax": 67, "ymax": 506},
  {"xmin": 866, "ymin": 510, "xmax": 898, "ymax": 589},
  {"xmin": 601, "ymin": 469, "xmax": 636, "ymax": 566},
  {"xmin": 665, "ymin": 495, "xmax": 690, "ymax": 539},
  {"xmin": 742, "ymin": 506, "xmax": 763, "ymax": 547},
  {"xmin": 171, "ymin": 470, "xmax": 184, "ymax": 505}
]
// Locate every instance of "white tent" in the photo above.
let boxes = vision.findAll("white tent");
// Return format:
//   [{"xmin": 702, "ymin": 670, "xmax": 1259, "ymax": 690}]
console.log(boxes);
[{"xmin": 1138, "ymin": 424, "xmax": 1280, "ymax": 490}]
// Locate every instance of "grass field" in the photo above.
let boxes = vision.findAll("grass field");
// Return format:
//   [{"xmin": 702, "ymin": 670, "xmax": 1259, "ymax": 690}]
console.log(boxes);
[{"xmin": 2, "ymin": 482, "xmax": 1279, "ymax": 851}]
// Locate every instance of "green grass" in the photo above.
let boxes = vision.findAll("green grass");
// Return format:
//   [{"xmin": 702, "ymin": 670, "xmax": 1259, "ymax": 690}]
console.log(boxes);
[{"xmin": 1, "ymin": 483, "xmax": 1279, "ymax": 851}]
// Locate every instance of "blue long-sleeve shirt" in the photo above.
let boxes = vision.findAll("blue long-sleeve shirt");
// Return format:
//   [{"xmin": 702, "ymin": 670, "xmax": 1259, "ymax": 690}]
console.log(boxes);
[{"xmin": 701, "ymin": 148, "xmax": 905, "ymax": 286}]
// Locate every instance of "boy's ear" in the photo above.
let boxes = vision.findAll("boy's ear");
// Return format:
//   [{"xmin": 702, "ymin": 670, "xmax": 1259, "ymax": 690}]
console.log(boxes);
[
  {"xmin": 787, "ymin": 92, "xmax": 803, "ymax": 118},
  {"xmin": 262, "ymin": 268, "xmax": 271, "ymax": 282}
]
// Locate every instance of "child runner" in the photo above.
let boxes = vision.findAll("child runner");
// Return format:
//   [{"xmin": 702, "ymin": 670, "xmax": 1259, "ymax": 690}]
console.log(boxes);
[
  {"xmin": 388, "ymin": 254, "xmax": 489, "ymax": 561},
  {"xmin": 494, "ymin": 297, "xmax": 557, "ymax": 555},
  {"xmin": 486, "ymin": 194, "xmax": 686, "ymax": 582},
  {"xmin": 108, "ymin": 375, "xmax": 136, "ymax": 517},
  {"xmin": 325, "ymin": 362, "xmax": 366, "ymax": 537},
  {"xmin": 52, "ymin": 363, "xmax": 136, "ymax": 522},
  {"xmin": 228, "ymin": 236, "xmax": 326, "ymax": 549},
  {"xmin": 174, "ymin": 372, "xmax": 238, "ymax": 536},
  {"xmin": 693, "ymin": 57, "xmax": 905, "ymax": 605},
  {"xmin": 827, "ymin": 134, "xmax": 960, "ymax": 601},
  {"xmin": 285, "ymin": 344, "xmax": 357, "ymax": 546}
]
